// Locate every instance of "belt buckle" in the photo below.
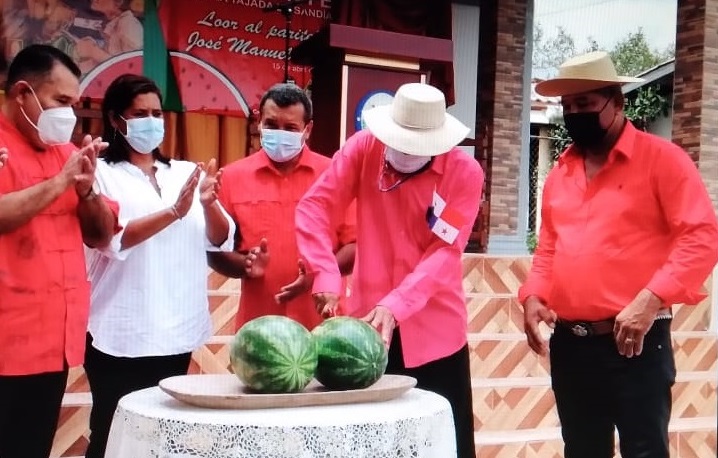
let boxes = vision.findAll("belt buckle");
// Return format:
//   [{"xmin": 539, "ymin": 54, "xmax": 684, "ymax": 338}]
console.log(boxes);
[{"xmin": 570, "ymin": 322, "xmax": 591, "ymax": 337}]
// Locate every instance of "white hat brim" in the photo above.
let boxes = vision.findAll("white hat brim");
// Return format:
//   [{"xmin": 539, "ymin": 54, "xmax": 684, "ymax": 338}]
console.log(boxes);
[
  {"xmin": 363, "ymin": 105, "xmax": 470, "ymax": 157},
  {"xmin": 535, "ymin": 76, "xmax": 644, "ymax": 97}
]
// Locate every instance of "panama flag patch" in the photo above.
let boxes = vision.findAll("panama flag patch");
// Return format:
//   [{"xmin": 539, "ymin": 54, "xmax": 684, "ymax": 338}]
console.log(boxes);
[{"xmin": 428, "ymin": 189, "xmax": 464, "ymax": 244}]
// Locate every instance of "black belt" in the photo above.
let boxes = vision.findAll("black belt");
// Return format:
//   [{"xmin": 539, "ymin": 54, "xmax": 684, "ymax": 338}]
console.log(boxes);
[{"xmin": 557, "ymin": 308, "xmax": 672, "ymax": 337}]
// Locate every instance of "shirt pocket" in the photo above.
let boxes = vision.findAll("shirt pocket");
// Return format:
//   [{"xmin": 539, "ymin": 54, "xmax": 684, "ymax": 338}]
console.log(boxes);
[{"xmin": 230, "ymin": 188, "xmax": 284, "ymax": 247}]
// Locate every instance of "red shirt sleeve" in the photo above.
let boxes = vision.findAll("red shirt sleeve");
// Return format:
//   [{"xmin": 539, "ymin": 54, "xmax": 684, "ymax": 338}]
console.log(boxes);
[
  {"xmin": 100, "ymin": 194, "xmax": 123, "ymax": 235},
  {"xmin": 644, "ymin": 144, "xmax": 718, "ymax": 305}
]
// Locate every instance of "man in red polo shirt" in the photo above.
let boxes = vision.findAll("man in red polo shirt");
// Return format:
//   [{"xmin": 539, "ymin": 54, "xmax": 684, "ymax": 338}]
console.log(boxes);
[
  {"xmin": 520, "ymin": 51, "xmax": 718, "ymax": 458},
  {"xmin": 208, "ymin": 83, "xmax": 355, "ymax": 331},
  {"xmin": 0, "ymin": 45, "xmax": 119, "ymax": 458}
]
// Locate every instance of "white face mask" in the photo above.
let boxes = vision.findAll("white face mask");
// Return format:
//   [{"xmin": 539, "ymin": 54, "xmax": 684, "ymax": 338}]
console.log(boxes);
[
  {"xmin": 385, "ymin": 147, "xmax": 431, "ymax": 173},
  {"xmin": 21, "ymin": 87, "xmax": 77, "ymax": 145},
  {"xmin": 260, "ymin": 128, "xmax": 304, "ymax": 163},
  {"xmin": 123, "ymin": 116, "xmax": 165, "ymax": 154}
]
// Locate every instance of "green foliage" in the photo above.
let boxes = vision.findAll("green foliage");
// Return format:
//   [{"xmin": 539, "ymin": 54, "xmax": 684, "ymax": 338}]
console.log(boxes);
[
  {"xmin": 609, "ymin": 28, "xmax": 674, "ymax": 77},
  {"xmin": 526, "ymin": 230, "xmax": 538, "ymax": 254},
  {"xmin": 549, "ymin": 123, "xmax": 570, "ymax": 162},
  {"xmin": 532, "ymin": 24, "xmax": 577, "ymax": 77},
  {"xmin": 533, "ymin": 25, "xmax": 675, "ymax": 78},
  {"xmin": 624, "ymin": 85, "xmax": 671, "ymax": 130}
]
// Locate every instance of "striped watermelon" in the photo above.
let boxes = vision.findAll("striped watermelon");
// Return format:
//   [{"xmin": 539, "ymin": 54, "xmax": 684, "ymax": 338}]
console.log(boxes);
[
  {"xmin": 312, "ymin": 317, "xmax": 388, "ymax": 390},
  {"xmin": 230, "ymin": 315, "xmax": 317, "ymax": 394}
]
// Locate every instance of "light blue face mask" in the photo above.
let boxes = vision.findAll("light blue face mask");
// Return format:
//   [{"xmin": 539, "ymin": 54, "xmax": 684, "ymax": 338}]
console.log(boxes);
[
  {"xmin": 123, "ymin": 116, "xmax": 165, "ymax": 154},
  {"xmin": 260, "ymin": 128, "xmax": 304, "ymax": 163}
]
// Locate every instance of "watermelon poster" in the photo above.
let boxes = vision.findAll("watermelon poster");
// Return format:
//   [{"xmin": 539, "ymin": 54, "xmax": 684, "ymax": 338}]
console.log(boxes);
[
  {"xmin": 1, "ymin": 0, "xmax": 145, "ymax": 98},
  {"xmin": 157, "ymin": 0, "xmax": 330, "ymax": 115}
]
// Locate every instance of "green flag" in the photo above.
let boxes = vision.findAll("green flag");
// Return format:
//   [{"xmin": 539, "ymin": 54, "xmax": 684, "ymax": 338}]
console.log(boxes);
[{"xmin": 143, "ymin": 0, "xmax": 182, "ymax": 112}]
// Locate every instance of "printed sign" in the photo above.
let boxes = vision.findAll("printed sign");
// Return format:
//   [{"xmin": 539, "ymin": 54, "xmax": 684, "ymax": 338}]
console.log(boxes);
[{"xmin": 158, "ymin": 0, "xmax": 330, "ymax": 114}]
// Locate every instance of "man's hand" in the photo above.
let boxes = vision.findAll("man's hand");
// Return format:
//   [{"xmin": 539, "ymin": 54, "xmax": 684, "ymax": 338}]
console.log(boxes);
[
  {"xmin": 74, "ymin": 135, "xmax": 108, "ymax": 197},
  {"xmin": 59, "ymin": 150, "xmax": 85, "ymax": 189},
  {"xmin": 614, "ymin": 288, "xmax": 663, "ymax": 358},
  {"xmin": 0, "ymin": 148, "xmax": 8, "ymax": 169},
  {"xmin": 275, "ymin": 259, "xmax": 313, "ymax": 304},
  {"xmin": 313, "ymin": 292, "xmax": 339, "ymax": 318},
  {"xmin": 523, "ymin": 296, "xmax": 557, "ymax": 357},
  {"xmin": 245, "ymin": 238, "xmax": 269, "ymax": 278},
  {"xmin": 361, "ymin": 306, "xmax": 396, "ymax": 348},
  {"xmin": 199, "ymin": 159, "xmax": 222, "ymax": 207}
]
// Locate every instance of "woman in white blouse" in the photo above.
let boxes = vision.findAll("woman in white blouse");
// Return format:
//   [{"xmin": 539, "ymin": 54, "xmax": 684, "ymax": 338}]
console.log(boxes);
[{"xmin": 83, "ymin": 74, "xmax": 235, "ymax": 458}]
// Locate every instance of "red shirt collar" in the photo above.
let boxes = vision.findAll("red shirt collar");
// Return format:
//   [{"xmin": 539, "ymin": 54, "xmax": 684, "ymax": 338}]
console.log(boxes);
[{"xmin": 559, "ymin": 120, "xmax": 637, "ymax": 166}]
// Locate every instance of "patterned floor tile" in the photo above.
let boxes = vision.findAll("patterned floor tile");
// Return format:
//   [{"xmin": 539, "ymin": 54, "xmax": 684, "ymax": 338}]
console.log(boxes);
[{"xmin": 677, "ymin": 430, "xmax": 717, "ymax": 458}]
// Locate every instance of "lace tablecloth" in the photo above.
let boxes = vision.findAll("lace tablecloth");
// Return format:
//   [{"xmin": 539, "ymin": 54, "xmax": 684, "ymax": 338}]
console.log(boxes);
[{"xmin": 104, "ymin": 386, "xmax": 456, "ymax": 458}]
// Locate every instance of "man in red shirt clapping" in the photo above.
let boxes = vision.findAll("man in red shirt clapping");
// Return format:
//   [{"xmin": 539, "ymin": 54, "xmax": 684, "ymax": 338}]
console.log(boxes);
[{"xmin": 0, "ymin": 45, "xmax": 120, "ymax": 458}]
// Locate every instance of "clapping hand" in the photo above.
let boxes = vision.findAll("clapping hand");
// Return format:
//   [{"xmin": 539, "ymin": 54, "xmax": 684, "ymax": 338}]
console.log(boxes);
[
  {"xmin": 275, "ymin": 259, "xmax": 313, "ymax": 304},
  {"xmin": 199, "ymin": 158, "xmax": 222, "ymax": 207},
  {"xmin": 73, "ymin": 135, "xmax": 107, "ymax": 197},
  {"xmin": 173, "ymin": 165, "xmax": 201, "ymax": 218},
  {"xmin": 245, "ymin": 238, "xmax": 269, "ymax": 278}
]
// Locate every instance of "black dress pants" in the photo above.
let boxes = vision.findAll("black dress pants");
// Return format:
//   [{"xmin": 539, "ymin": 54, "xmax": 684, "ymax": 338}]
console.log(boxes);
[
  {"xmin": 386, "ymin": 328, "xmax": 476, "ymax": 458},
  {"xmin": 550, "ymin": 319, "xmax": 676, "ymax": 458},
  {"xmin": 83, "ymin": 333, "xmax": 192, "ymax": 458},
  {"xmin": 0, "ymin": 366, "xmax": 68, "ymax": 458}
]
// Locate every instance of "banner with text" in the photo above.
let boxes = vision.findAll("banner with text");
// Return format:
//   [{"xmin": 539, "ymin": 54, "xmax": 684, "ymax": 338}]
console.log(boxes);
[{"xmin": 158, "ymin": 0, "xmax": 330, "ymax": 116}]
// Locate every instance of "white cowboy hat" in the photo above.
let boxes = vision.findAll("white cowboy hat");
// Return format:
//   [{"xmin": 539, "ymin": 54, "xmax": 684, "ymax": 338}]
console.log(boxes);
[
  {"xmin": 363, "ymin": 83, "xmax": 470, "ymax": 157},
  {"xmin": 535, "ymin": 51, "xmax": 644, "ymax": 97}
]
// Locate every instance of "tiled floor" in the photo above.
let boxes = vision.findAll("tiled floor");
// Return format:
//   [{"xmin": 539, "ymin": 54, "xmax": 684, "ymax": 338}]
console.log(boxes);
[{"xmin": 50, "ymin": 256, "xmax": 718, "ymax": 457}]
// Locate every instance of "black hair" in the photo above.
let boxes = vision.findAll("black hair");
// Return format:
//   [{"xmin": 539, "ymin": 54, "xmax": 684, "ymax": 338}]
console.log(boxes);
[
  {"xmin": 596, "ymin": 85, "xmax": 624, "ymax": 104},
  {"xmin": 101, "ymin": 74, "xmax": 169, "ymax": 165},
  {"xmin": 258, "ymin": 83, "xmax": 313, "ymax": 123},
  {"xmin": 4, "ymin": 44, "xmax": 81, "ymax": 93}
]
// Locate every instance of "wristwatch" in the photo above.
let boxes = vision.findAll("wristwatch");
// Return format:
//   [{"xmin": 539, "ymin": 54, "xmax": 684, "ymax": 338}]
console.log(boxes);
[{"xmin": 82, "ymin": 180, "xmax": 100, "ymax": 201}]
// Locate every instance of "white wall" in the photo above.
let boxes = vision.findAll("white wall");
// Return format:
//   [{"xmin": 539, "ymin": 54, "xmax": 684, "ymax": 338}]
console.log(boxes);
[
  {"xmin": 447, "ymin": 2, "xmax": 480, "ymax": 140},
  {"xmin": 647, "ymin": 106, "xmax": 673, "ymax": 140}
]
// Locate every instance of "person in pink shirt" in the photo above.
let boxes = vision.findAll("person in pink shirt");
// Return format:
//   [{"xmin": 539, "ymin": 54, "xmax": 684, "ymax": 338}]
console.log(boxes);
[{"xmin": 295, "ymin": 83, "xmax": 484, "ymax": 458}]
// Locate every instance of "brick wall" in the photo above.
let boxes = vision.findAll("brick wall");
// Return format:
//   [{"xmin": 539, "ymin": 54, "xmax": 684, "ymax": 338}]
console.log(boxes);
[
  {"xmin": 476, "ymin": 0, "xmax": 530, "ymax": 237},
  {"xmin": 672, "ymin": 0, "xmax": 718, "ymax": 214}
]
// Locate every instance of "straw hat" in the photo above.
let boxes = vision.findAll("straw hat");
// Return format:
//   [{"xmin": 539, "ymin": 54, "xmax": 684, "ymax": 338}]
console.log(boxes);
[
  {"xmin": 535, "ymin": 51, "xmax": 644, "ymax": 97},
  {"xmin": 363, "ymin": 83, "xmax": 470, "ymax": 157}
]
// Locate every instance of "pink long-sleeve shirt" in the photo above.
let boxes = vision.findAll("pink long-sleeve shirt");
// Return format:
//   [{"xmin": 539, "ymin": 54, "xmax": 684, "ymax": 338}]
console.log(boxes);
[{"xmin": 295, "ymin": 130, "xmax": 484, "ymax": 367}]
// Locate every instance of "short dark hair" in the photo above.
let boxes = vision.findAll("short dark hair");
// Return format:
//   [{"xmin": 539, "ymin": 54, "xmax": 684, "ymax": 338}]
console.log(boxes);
[
  {"xmin": 259, "ymin": 83, "xmax": 312, "ymax": 123},
  {"xmin": 4, "ymin": 45, "xmax": 81, "ymax": 93},
  {"xmin": 101, "ymin": 74, "xmax": 169, "ymax": 165},
  {"xmin": 595, "ymin": 85, "xmax": 624, "ymax": 102}
]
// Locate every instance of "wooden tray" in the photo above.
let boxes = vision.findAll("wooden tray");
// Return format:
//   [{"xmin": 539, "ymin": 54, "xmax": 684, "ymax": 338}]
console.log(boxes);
[{"xmin": 158, "ymin": 374, "xmax": 417, "ymax": 410}]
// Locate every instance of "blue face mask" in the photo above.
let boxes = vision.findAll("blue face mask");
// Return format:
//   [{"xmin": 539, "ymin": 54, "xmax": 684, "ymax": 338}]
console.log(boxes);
[
  {"xmin": 123, "ymin": 116, "xmax": 165, "ymax": 154},
  {"xmin": 261, "ymin": 128, "xmax": 304, "ymax": 162}
]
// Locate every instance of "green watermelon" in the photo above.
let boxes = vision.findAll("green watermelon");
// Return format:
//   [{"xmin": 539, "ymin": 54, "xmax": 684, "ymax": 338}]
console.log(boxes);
[
  {"xmin": 312, "ymin": 317, "xmax": 388, "ymax": 390},
  {"xmin": 229, "ymin": 315, "xmax": 317, "ymax": 393}
]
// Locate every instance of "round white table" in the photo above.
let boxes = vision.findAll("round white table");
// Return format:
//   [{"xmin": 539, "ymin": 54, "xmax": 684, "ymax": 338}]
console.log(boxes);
[{"xmin": 104, "ymin": 386, "xmax": 456, "ymax": 458}]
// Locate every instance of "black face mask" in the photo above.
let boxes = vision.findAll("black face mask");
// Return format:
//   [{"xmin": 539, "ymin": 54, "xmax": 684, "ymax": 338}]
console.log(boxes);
[{"xmin": 563, "ymin": 97, "xmax": 614, "ymax": 148}]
